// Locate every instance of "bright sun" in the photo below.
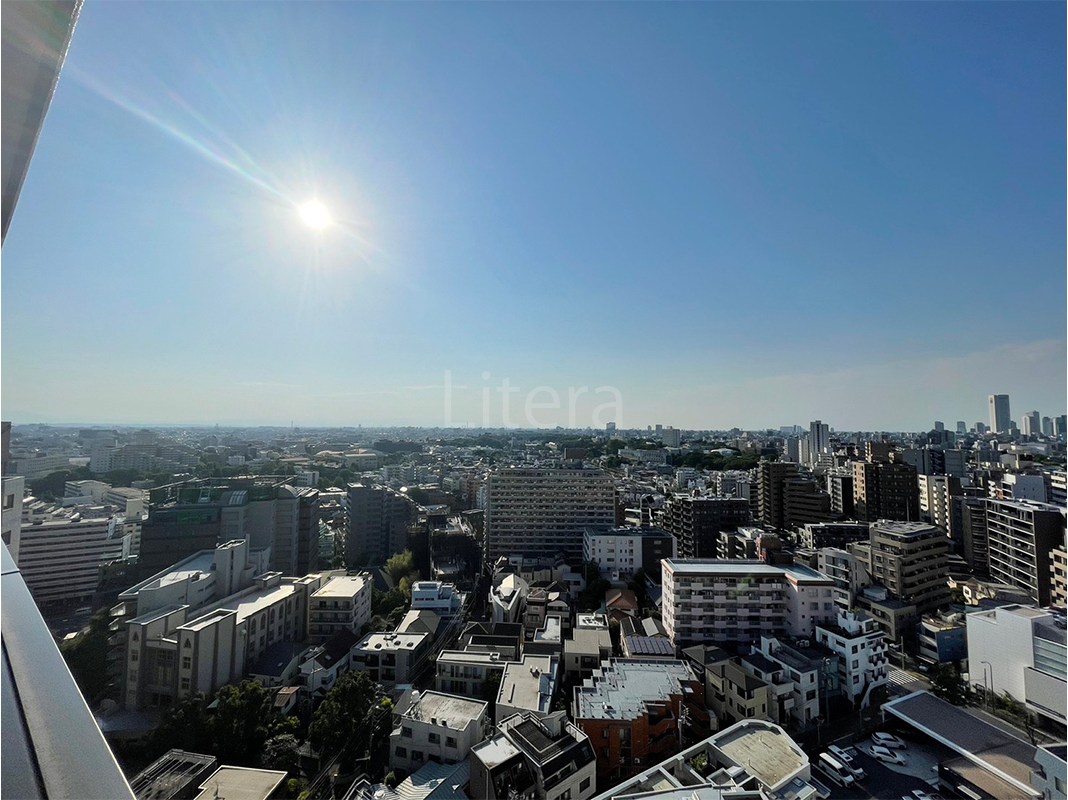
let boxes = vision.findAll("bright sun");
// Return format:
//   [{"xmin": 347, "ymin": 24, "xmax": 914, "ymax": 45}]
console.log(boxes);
[{"xmin": 298, "ymin": 200, "xmax": 332, "ymax": 229}]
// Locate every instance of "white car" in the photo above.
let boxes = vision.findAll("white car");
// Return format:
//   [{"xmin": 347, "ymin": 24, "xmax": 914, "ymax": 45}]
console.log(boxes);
[
  {"xmin": 872, "ymin": 731, "xmax": 907, "ymax": 750},
  {"xmin": 869, "ymin": 745, "xmax": 906, "ymax": 765}
]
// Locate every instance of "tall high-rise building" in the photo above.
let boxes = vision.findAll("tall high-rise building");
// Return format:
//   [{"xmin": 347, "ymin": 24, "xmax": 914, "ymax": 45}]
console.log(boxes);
[
  {"xmin": 956, "ymin": 421, "xmax": 967, "ymax": 435},
  {"xmin": 917, "ymin": 474, "xmax": 962, "ymax": 532},
  {"xmin": 1054, "ymin": 415, "xmax": 1067, "ymax": 437},
  {"xmin": 934, "ymin": 421, "xmax": 945, "ymax": 432},
  {"xmin": 1022, "ymin": 411, "xmax": 1041, "ymax": 437},
  {"xmin": 484, "ymin": 467, "xmax": 614, "ymax": 562},
  {"xmin": 346, "ymin": 483, "xmax": 415, "ymax": 567},
  {"xmin": 825, "ymin": 470, "xmax": 855, "ymax": 517},
  {"xmin": 138, "ymin": 479, "xmax": 320, "ymax": 578},
  {"xmin": 809, "ymin": 420, "xmax": 830, "ymax": 466},
  {"xmin": 1042, "ymin": 417, "xmax": 1054, "ymax": 437},
  {"xmin": 984, "ymin": 498, "xmax": 1066, "ymax": 607},
  {"xmin": 852, "ymin": 461, "xmax": 920, "ymax": 522},
  {"xmin": 758, "ymin": 461, "xmax": 799, "ymax": 529},
  {"xmin": 850, "ymin": 521, "xmax": 950, "ymax": 615},
  {"xmin": 782, "ymin": 479, "xmax": 833, "ymax": 529},
  {"xmin": 662, "ymin": 495, "xmax": 750, "ymax": 558},
  {"xmin": 989, "ymin": 394, "xmax": 1011, "ymax": 434}
]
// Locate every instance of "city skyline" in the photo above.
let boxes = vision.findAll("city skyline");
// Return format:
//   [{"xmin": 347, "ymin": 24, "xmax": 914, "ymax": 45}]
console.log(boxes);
[{"xmin": 2, "ymin": 3, "xmax": 1065, "ymax": 430}]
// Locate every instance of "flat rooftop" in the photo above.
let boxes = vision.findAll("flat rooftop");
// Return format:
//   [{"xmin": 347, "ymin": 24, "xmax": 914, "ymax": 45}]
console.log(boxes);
[
  {"xmin": 663, "ymin": 559, "xmax": 830, "ymax": 582},
  {"xmin": 312, "ymin": 574, "xmax": 368, "ymax": 598},
  {"xmin": 499, "ymin": 656, "xmax": 556, "ymax": 713},
  {"xmin": 216, "ymin": 582, "xmax": 298, "ymax": 623},
  {"xmin": 437, "ymin": 649, "xmax": 510, "ymax": 665},
  {"xmin": 358, "ymin": 632, "xmax": 429, "ymax": 651},
  {"xmin": 716, "ymin": 723, "xmax": 805, "ymax": 790},
  {"xmin": 194, "ymin": 766, "xmax": 287, "ymax": 800},
  {"xmin": 404, "ymin": 691, "xmax": 486, "ymax": 728},
  {"xmin": 574, "ymin": 659, "xmax": 695, "ymax": 721},
  {"xmin": 884, "ymin": 691, "xmax": 1041, "ymax": 798},
  {"xmin": 472, "ymin": 735, "xmax": 522, "ymax": 770}
]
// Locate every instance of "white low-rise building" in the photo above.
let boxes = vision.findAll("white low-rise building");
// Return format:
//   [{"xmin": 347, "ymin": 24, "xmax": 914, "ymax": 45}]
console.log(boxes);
[
  {"xmin": 352, "ymin": 631, "xmax": 432, "ymax": 689},
  {"xmin": 435, "ymin": 649, "xmax": 512, "ymax": 697},
  {"xmin": 390, "ymin": 690, "xmax": 489, "ymax": 774},
  {"xmin": 966, "ymin": 604, "xmax": 1067, "ymax": 727},
  {"xmin": 411, "ymin": 581, "xmax": 465, "ymax": 620},
  {"xmin": 814, "ymin": 610, "xmax": 888, "ymax": 707},
  {"xmin": 308, "ymin": 573, "xmax": 372, "ymax": 643}
]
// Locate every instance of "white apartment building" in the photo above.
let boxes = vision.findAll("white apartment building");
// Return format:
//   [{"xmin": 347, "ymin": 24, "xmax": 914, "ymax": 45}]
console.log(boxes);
[
  {"xmin": 352, "ymin": 631, "xmax": 432, "ymax": 689},
  {"xmin": 123, "ymin": 571, "xmax": 322, "ymax": 710},
  {"xmin": 10, "ymin": 454, "xmax": 73, "ymax": 479},
  {"xmin": 390, "ymin": 690, "xmax": 489, "ymax": 774},
  {"xmin": 308, "ymin": 574, "xmax": 372, "ymax": 643},
  {"xmin": 661, "ymin": 559, "xmax": 836, "ymax": 648},
  {"xmin": 435, "ymin": 649, "xmax": 512, "ymax": 697},
  {"xmin": 17, "ymin": 501, "xmax": 123, "ymax": 610},
  {"xmin": 485, "ymin": 467, "xmax": 615, "ymax": 562},
  {"xmin": 991, "ymin": 473, "xmax": 1049, "ymax": 503},
  {"xmin": 64, "ymin": 480, "xmax": 112, "ymax": 504},
  {"xmin": 814, "ymin": 610, "xmax": 888, "ymax": 707},
  {"xmin": 966, "ymin": 604, "xmax": 1067, "ymax": 727},
  {"xmin": 2, "ymin": 475, "xmax": 25, "ymax": 561},
  {"xmin": 410, "ymin": 581, "xmax": 465, "ymax": 620},
  {"xmin": 582, "ymin": 526, "xmax": 676, "ymax": 580},
  {"xmin": 918, "ymin": 474, "xmax": 958, "ymax": 532}
]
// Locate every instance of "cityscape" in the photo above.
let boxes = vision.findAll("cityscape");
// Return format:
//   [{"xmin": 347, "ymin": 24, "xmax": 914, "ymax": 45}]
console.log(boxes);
[{"xmin": 2, "ymin": 3, "xmax": 1066, "ymax": 800}]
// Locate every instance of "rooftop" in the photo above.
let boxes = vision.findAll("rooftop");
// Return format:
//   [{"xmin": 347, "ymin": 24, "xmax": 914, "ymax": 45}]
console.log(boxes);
[
  {"xmin": 312, "ymin": 574, "xmax": 368, "ymax": 598},
  {"xmin": 193, "ymin": 766, "xmax": 287, "ymax": 800},
  {"xmin": 404, "ymin": 691, "xmax": 487, "ymax": 728},
  {"xmin": 883, "ymin": 691, "xmax": 1041, "ymax": 798},
  {"xmin": 624, "ymin": 636, "xmax": 675, "ymax": 657},
  {"xmin": 357, "ymin": 632, "xmax": 429, "ymax": 652},
  {"xmin": 499, "ymin": 656, "xmax": 557, "ymax": 714},
  {"xmin": 566, "ymin": 627, "xmax": 612, "ymax": 655},
  {"xmin": 574, "ymin": 659, "xmax": 697, "ymax": 720},
  {"xmin": 715, "ymin": 723, "xmax": 806, "ymax": 790},
  {"xmin": 249, "ymin": 641, "xmax": 310, "ymax": 677},
  {"xmin": 663, "ymin": 559, "xmax": 830, "ymax": 583}
]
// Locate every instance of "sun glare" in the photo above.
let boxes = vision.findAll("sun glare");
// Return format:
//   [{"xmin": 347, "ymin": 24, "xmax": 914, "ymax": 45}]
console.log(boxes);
[{"xmin": 298, "ymin": 200, "xmax": 332, "ymax": 229}]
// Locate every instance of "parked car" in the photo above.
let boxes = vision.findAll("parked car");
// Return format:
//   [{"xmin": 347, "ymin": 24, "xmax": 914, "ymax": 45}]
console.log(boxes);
[
  {"xmin": 872, "ymin": 731, "xmax": 907, "ymax": 749},
  {"xmin": 828, "ymin": 745, "xmax": 867, "ymax": 781},
  {"xmin": 869, "ymin": 745, "xmax": 906, "ymax": 765}
]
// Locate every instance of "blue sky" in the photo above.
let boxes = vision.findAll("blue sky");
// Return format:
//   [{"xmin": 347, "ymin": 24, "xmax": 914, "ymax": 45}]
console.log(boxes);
[{"xmin": 3, "ymin": 2, "xmax": 1065, "ymax": 429}]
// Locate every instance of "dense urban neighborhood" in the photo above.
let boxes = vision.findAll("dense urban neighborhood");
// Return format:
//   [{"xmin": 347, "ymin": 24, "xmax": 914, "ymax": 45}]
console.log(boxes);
[{"xmin": 2, "ymin": 409, "xmax": 1066, "ymax": 799}]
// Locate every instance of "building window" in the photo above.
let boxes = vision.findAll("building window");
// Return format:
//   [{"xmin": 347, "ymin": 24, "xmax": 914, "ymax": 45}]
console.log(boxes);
[
  {"xmin": 402, "ymin": 726, "xmax": 413, "ymax": 738},
  {"xmin": 446, "ymin": 737, "xmax": 457, "ymax": 748},
  {"xmin": 428, "ymin": 733, "xmax": 440, "ymax": 744},
  {"xmin": 580, "ymin": 778, "xmax": 591, "ymax": 792},
  {"xmin": 395, "ymin": 746, "xmax": 407, "ymax": 758},
  {"xmin": 182, "ymin": 656, "xmax": 191, "ymax": 669}
]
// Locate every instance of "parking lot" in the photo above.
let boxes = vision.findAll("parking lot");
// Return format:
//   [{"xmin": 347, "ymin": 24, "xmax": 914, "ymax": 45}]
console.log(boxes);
[{"xmin": 817, "ymin": 733, "xmax": 945, "ymax": 800}]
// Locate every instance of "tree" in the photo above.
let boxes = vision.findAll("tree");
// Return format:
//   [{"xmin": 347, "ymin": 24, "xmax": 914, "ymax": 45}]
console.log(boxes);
[
  {"xmin": 60, "ymin": 609, "xmax": 112, "ymax": 704},
  {"xmin": 150, "ymin": 693, "xmax": 215, "ymax": 755},
  {"xmin": 262, "ymin": 733, "xmax": 301, "ymax": 774},
  {"xmin": 482, "ymin": 670, "xmax": 502, "ymax": 717},
  {"xmin": 930, "ymin": 664, "xmax": 970, "ymax": 706},
  {"xmin": 385, "ymin": 550, "xmax": 416, "ymax": 583},
  {"xmin": 213, "ymin": 681, "xmax": 297, "ymax": 766},
  {"xmin": 309, "ymin": 671, "xmax": 379, "ymax": 755}
]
